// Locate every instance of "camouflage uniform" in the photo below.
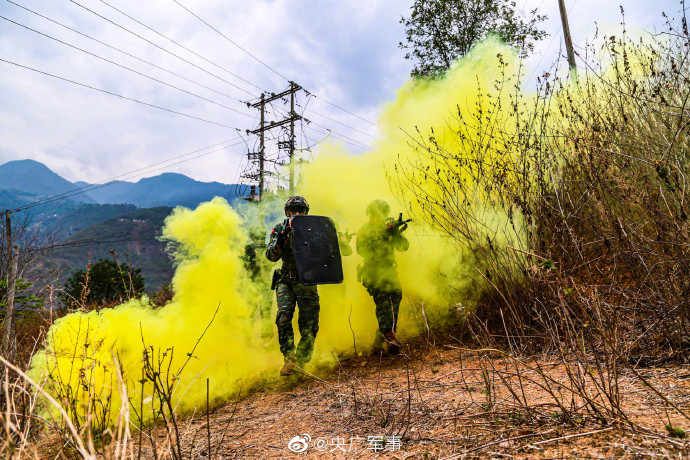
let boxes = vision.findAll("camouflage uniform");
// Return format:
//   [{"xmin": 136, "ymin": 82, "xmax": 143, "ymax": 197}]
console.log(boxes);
[
  {"xmin": 266, "ymin": 219, "xmax": 320, "ymax": 364},
  {"xmin": 356, "ymin": 210, "xmax": 409, "ymax": 344}
]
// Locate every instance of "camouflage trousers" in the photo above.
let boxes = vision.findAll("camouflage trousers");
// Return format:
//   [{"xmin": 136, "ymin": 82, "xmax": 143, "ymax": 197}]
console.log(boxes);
[
  {"xmin": 366, "ymin": 287, "xmax": 402, "ymax": 333},
  {"xmin": 275, "ymin": 279, "xmax": 320, "ymax": 363}
]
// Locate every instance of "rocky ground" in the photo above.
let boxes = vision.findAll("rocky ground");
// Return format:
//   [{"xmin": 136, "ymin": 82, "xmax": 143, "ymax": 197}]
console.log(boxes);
[{"xmin": 118, "ymin": 334, "xmax": 690, "ymax": 459}]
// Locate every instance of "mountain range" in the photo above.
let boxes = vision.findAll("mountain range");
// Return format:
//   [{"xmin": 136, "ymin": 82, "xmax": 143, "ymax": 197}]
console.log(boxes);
[
  {"xmin": 0, "ymin": 159, "xmax": 250, "ymax": 291},
  {"xmin": 0, "ymin": 159, "xmax": 248, "ymax": 210}
]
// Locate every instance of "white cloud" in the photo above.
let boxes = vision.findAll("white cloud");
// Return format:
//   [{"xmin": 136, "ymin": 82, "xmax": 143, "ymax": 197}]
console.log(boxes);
[{"xmin": 0, "ymin": 0, "xmax": 680, "ymax": 185}]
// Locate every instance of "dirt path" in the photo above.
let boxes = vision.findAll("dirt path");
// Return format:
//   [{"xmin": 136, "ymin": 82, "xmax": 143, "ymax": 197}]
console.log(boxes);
[{"xmin": 124, "ymin": 335, "xmax": 690, "ymax": 459}]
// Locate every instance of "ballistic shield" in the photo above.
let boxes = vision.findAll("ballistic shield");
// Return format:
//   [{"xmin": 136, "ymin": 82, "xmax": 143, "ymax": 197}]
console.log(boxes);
[{"xmin": 289, "ymin": 215, "xmax": 343, "ymax": 285}]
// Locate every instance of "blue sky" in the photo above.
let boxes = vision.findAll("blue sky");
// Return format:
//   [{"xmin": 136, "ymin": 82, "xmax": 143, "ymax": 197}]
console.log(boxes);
[{"xmin": 0, "ymin": 0, "xmax": 682, "ymax": 186}]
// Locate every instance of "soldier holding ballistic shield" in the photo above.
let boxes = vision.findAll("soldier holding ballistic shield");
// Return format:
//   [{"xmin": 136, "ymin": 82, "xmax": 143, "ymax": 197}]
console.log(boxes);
[{"xmin": 266, "ymin": 196, "xmax": 343, "ymax": 376}]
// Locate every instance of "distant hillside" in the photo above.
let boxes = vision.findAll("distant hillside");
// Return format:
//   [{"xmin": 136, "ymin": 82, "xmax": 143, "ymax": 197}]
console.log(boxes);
[
  {"xmin": 40, "ymin": 203, "xmax": 138, "ymax": 239},
  {"xmin": 0, "ymin": 160, "xmax": 250, "ymax": 291},
  {"xmin": 81, "ymin": 173, "xmax": 250, "ymax": 208},
  {"xmin": 47, "ymin": 207, "xmax": 175, "ymax": 291},
  {"xmin": 0, "ymin": 189, "xmax": 82, "ymax": 227},
  {"xmin": 0, "ymin": 160, "xmax": 94, "ymax": 204},
  {"xmin": 0, "ymin": 189, "xmax": 43, "ymax": 210}
]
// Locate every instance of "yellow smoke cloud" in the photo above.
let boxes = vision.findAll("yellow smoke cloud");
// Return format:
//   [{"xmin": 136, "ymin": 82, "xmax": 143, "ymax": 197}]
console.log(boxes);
[{"xmin": 29, "ymin": 37, "xmax": 522, "ymax": 424}]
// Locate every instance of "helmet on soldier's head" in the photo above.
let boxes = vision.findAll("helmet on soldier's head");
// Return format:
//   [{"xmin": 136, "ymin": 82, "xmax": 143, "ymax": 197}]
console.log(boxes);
[
  {"xmin": 366, "ymin": 200, "xmax": 390, "ymax": 219},
  {"xmin": 284, "ymin": 195, "xmax": 309, "ymax": 214}
]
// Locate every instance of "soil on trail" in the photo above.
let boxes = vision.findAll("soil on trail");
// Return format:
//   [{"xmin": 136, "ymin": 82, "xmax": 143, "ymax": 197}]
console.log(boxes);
[{"xmin": 131, "ymin": 336, "xmax": 690, "ymax": 459}]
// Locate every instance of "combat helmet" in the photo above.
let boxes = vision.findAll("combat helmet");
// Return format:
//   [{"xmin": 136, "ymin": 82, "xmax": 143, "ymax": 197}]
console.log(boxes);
[
  {"xmin": 366, "ymin": 199, "xmax": 390, "ymax": 219},
  {"xmin": 284, "ymin": 195, "xmax": 309, "ymax": 214}
]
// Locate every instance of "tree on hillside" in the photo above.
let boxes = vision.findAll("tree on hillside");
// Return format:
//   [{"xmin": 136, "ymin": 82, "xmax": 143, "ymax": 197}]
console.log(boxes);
[
  {"xmin": 1, "ymin": 211, "xmax": 56, "ymax": 362},
  {"xmin": 399, "ymin": 0, "xmax": 547, "ymax": 78},
  {"xmin": 62, "ymin": 258, "xmax": 145, "ymax": 307},
  {"xmin": 0, "ymin": 278, "xmax": 44, "ymax": 315}
]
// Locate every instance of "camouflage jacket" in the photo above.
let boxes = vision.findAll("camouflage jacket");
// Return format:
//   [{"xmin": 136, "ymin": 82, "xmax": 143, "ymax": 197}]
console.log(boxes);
[
  {"xmin": 265, "ymin": 219, "xmax": 298, "ymax": 276},
  {"xmin": 356, "ymin": 220, "xmax": 409, "ymax": 290}
]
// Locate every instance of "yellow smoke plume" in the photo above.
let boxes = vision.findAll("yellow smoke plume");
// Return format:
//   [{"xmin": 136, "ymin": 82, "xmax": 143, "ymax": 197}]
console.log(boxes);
[{"xmin": 29, "ymin": 37, "xmax": 522, "ymax": 424}]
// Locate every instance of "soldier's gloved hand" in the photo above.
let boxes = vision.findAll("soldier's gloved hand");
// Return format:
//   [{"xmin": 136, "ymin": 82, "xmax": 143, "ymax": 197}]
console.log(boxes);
[
  {"xmin": 276, "ymin": 230, "xmax": 286, "ymax": 248},
  {"xmin": 385, "ymin": 220, "xmax": 399, "ymax": 235},
  {"xmin": 277, "ymin": 227, "xmax": 291, "ymax": 248}
]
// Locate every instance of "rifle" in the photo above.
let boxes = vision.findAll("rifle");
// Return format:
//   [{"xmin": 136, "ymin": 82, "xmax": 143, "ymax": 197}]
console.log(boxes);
[
  {"xmin": 275, "ymin": 218, "xmax": 293, "ymax": 248},
  {"xmin": 386, "ymin": 213, "xmax": 412, "ymax": 233}
]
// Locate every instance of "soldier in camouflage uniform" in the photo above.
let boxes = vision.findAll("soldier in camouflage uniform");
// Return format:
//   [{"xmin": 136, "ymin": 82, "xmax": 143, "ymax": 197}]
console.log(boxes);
[
  {"xmin": 356, "ymin": 200, "xmax": 409, "ymax": 355},
  {"xmin": 242, "ymin": 225, "xmax": 273, "ymax": 339},
  {"xmin": 266, "ymin": 196, "xmax": 321, "ymax": 376}
]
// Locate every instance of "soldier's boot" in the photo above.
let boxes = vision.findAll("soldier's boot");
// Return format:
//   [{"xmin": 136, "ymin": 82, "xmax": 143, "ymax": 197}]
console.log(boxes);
[
  {"xmin": 383, "ymin": 330, "xmax": 401, "ymax": 356},
  {"xmin": 280, "ymin": 353, "xmax": 297, "ymax": 376},
  {"xmin": 372, "ymin": 332, "xmax": 386, "ymax": 356}
]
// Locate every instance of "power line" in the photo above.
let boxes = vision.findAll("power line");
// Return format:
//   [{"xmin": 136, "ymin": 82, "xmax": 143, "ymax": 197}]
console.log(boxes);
[
  {"xmin": 0, "ymin": 14, "xmax": 254, "ymax": 118},
  {"xmin": 170, "ymin": 0, "xmax": 380, "ymax": 129},
  {"xmin": 306, "ymin": 120, "xmax": 373, "ymax": 150},
  {"xmin": 304, "ymin": 124, "xmax": 370, "ymax": 151},
  {"xmin": 6, "ymin": 0, "xmax": 248, "ymax": 106},
  {"xmin": 267, "ymin": 101, "xmax": 374, "ymax": 150},
  {"xmin": 0, "ymin": 58, "xmax": 240, "ymax": 130},
  {"xmin": 31, "ymin": 1, "xmax": 375, "ymax": 194},
  {"xmin": 303, "ymin": 132, "xmax": 332, "ymax": 151},
  {"xmin": 13, "ymin": 138, "xmax": 245, "ymax": 212},
  {"xmin": 16, "ymin": 139, "xmax": 245, "ymax": 212},
  {"xmin": 527, "ymin": 0, "xmax": 580, "ymax": 83},
  {"xmin": 27, "ymin": 231, "xmax": 161, "ymax": 253},
  {"xmin": 304, "ymin": 108, "xmax": 380, "ymax": 140},
  {"xmin": 96, "ymin": 0, "xmax": 264, "ymax": 96},
  {"xmin": 171, "ymin": 0, "xmax": 289, "ymax": 82},
  {"xmin": 310, "ymin": 94, "xmax": 378, "ymax": 127},
  {"xmin": 67, "ymin": 0, "xmax": 256, "ymax": 98},
  {"xmin": 23, "ymin": 230, "xmax": 157, "ymax": 252}
]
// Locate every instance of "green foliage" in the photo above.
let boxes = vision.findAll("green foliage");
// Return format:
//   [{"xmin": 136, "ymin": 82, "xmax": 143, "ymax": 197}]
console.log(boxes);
[
  {"xmin": 62, "ymin": 258, "xmax": 145, "ymax": 307},
  {"xmin": 50, "ymin": 206, "xmax": 174, "ymax": 291},
  {"xmin": 0, "ymin": 277, "xmax": 44, "ymax": 317},
  {"xmin": 665, "ymin": 425, "xmax": 687, "ymax": 439},
  {"xmin": 538, "ymin": 259, "xmax": 555, "ymax": 270},
  {"xmin": 399, "ymin": 0, "xmax": 547, "ymax": 78}
]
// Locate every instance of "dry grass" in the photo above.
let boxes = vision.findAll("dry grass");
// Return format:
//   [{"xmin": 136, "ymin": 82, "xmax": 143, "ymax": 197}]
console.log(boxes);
[
  {"xmin": 18, "ymin": 334, "xmax": 686, "ymax": 459},
  {"xmin": 3, "ymin": 8, "xmax": 690, "ymax": 460}
]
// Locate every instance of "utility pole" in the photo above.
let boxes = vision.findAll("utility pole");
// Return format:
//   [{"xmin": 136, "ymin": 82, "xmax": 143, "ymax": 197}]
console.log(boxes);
[
  {"xmin": 259, "ymin": 93, "xmax": 265, "ymax": 200},
  {"xmin": 245, "ymin": 83, "xmax": 303, "ymax": 199},
  {"xmin": 243, "ymin": 94, "xmax": 267, "ymax": 200},
  {"xmin": 2, "ymin": 210, "xmax": 18, "ymax": 363},
  {"xmin": 558, "ymin": 0, "xmax": 578, "ymax": 75},
  {"xmin": 289, "ymin": 81, "xmax": 296, "ymax": 193}
]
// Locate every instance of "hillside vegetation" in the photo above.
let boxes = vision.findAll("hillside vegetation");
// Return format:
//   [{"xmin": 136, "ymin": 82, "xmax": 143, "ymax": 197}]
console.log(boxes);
[
  {"xmin": 2, "ymin": 16, "xmax": 690, "ymax": 460},
  {"xmin": 48, "ymin": 206, "xmax": 174, "ymax": 291},
  {"xmin": 40, "ymin": 204, "xmax": 138, "ymax": 240},
  {"xmin": 0, "ymin": 160, "xmax": 250, "ymax": 292}
]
